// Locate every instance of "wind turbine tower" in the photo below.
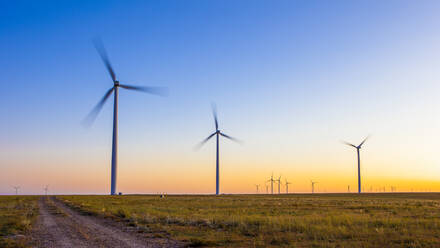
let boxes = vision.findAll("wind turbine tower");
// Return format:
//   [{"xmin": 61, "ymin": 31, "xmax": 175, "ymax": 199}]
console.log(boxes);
[
  {"xmin": 284, "ymin": 179, "xmax": 291, "ymax": 194},
  {"xmin": 255, "ymin": 184, "xmax": 260, "ymax": 194},
  {"xmin": 85, "ymin": 39, "xmax": 167, "ymax": 195},
  {"xmin": 196, "ymin": 104, "xmax": 240, "ymax": 195},
  {"xmin": 276, "ymin": 176, "xmax": 282, "ymax": 194},
  {"xmin": 342, "ymin": 136, "xmax": 370, "ymax": 194},
  {"xmin": 44, "ymin": 185, "xmax": 49, "ymax": 196},
  {"xmin": 267, "ymin": 174, "xmax": 275, "ymax": 194},
  {"xmin": 13, "ymin": 186, "xmax": 20, "ymax": 195},
  {"xmin": 311, "ymin": 180, "xmax": 318, "ymax": 194},
  {"xmin": 273, "ymin": 176, "xmax": 281, "ymax": 194}
]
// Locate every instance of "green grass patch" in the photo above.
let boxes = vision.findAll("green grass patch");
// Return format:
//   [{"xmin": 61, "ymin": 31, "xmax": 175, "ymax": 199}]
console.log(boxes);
[{"xmin": 0, "ymin": 196, "xmax": 39, "ymax": 248}]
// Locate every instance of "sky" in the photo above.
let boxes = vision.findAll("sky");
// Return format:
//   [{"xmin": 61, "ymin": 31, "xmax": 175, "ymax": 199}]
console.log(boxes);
[{"xmin": 1, "ymin": 0, "xmax": 440, "ymax": 195}]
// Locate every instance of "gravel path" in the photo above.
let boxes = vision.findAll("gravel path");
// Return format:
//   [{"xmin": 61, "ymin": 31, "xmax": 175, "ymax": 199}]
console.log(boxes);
[{"xmin": 30, "ymin": 197, "xmax": 183, "ymax": 248}]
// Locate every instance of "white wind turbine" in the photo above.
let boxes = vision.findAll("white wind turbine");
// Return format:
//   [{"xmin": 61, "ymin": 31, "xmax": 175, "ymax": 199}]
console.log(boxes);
[
  {"xmin": 195, "ymin": 104, "xmax": 240, "ymax": 195},
  {"xmin": 84, "ymin": 38, "xmax": 168, "ymax": 195},
  {"xmin": 284, "ymin": 179, "xmax": 291, "ymax": 194},
  {"xmin": 276, "ymin": 175, "xmax": 282, "ymax": 194},
  {"xmin": 267, "ymin": 173, "xmax": 275, "ymax": 194},
  {"xmin": 44, "ymin": 185, "xmax": 49, "ymax": 196},
  {"xmin": 342, "ymin": 136, "xmax": 370, "ymax": 194},
  {"xmin": 311, "ymin": 180, "xmax": 318, "ymax": 194},
  {"xmin": 13, "ymin": 186, "xmax": 20, "ymax": 195}
]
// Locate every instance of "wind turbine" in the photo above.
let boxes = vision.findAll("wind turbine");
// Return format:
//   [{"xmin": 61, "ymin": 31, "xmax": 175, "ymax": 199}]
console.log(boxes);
[
  {"xmin": 284, "ymin": 179, "xmax": 291, "ymax": 194},
  {"xmin": 265, "ymin": 183, "xmax": 269, "ymax": 194},
  {"xmin": 276, "ymin": 175, "xmax": 282, "ymax": 194},
  {"xmin": 44, "ymin": 185, "xmax": 49, "ymax": 196},
  {"xmin": 342, "ymin": 136, "xmax": 370, "ymax": 194},
  {"xmin": 84, "ymin": 39, "xmax": 168, "ymax": 195},
  {"xmin": 196, "ymin": 104, "xmax": 240, "ymax": 195},
  {"xmin": 13, "ymin": 186, "xmax": 20, "ymax": 195},
  {"xmin": 267, "ymin": 173, "xmax": 275, "ymax": 194},
  {"xmin": 255, "ymin": 184, "xmax": 260, "ymax": 194},
  {"xmin": 311, "ymin": 180, "xmax": 318, "ymax": 194}
]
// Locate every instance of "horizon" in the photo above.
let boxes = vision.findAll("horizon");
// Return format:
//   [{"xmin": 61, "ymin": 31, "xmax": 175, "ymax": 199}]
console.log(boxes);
[{"xmin": 2, "ymin": 0, "xmax": 440, "ymax": 195}]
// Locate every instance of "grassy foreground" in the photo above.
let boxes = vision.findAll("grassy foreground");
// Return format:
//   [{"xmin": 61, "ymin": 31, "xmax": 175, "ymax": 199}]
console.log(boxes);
[
  {"xmin": 0, "ymin": 196, "xmax": 39, "ymax": 248},
  {"xmin": 59, "ymin": 193, "xmax": 440, "ymax": 247}
]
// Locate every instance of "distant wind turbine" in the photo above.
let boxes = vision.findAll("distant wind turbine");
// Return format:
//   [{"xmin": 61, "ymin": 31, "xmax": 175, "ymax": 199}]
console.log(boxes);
[
  {"xmin": 284, "ymin": 179, "xmax": 291, "ymax": 194},
  {"xmin": 342, "ymin": 136, "xmax": 370, "ymax": 194},
  {"xmin": 195, "ymin": 104, "xmax": 240, "ymax": 195},
  {"xmin": 13, "ymin": 186, "xmax": 20, "ymax": 195},
  {"xmin": 267, "ymin": 173, "xmax": 275, "ymax": 194},
  {"xmin": 265, "ymin": 183, "xmax": 269, "ymax": 194},
  {"xmin": 311, "ymin": 180, "xmax": 318, "ymax": 194},
  {"xmin": 84, "ymin": 38, "xmax": 168, "ymax": 195},
  {"xmin": 44, "ymin": 185, "xmax": 49, "ymax": 196},
  {"xmin": 255, "ymin": 184, "xmax": 260, "ymax": 194},
  {"xmin": 276, "ymin": 175, "xmax": 282, "ymax": 194}
]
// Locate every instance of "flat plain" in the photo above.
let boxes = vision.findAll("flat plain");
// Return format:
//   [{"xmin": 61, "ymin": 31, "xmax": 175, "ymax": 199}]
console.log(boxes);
[
  {"xmin": 0, "ymin": 196, "xmax": 38, "ymax": 247},
  {"xmin": 59, "ymin": 193, "xmax": 440, "ymax": 247},
  {"xmin": 1, "ymin": 193, "xmax": 440, "ymax": 247}
]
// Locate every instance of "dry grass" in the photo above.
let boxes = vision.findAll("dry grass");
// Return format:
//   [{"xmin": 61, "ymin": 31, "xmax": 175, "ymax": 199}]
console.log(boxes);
[
  {"xmin": 0, "ymin": 196, "xmax": 39, "ymax": 248},
  {"xmin": 59, "ymin": 193, "xmax": 440, "ymax": 247}
]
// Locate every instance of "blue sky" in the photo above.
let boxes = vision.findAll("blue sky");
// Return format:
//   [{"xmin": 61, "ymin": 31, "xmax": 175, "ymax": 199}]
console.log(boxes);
[{"xmin": 1, "ymin": 1, "xmax": 440, "ymax": 194}]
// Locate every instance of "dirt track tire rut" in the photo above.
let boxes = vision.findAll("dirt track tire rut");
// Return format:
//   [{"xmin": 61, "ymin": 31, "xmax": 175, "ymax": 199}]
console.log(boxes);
[{"xmin": 31, "ymin": 197, "xmax": 183, "ymax": 248}]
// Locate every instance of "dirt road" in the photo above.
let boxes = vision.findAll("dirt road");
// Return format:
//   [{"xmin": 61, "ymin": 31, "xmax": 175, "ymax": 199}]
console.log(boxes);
[{"xmin": 30, "ymin": 197, "xmax": 183, "ymax": 248}]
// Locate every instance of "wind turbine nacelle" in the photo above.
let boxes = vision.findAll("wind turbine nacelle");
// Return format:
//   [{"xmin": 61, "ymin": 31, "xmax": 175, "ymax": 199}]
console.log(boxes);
[{"xmin": 114, "ymin": 81, "xmax": 120, "ymax": 86}]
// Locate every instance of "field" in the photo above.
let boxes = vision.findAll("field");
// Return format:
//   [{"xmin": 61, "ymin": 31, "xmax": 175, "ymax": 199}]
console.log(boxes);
[
  {"xmin": 58, "ymin": 193, "xmax": 440, "ymax": 247},
  {"xmin": 0, "ymin": 196, "xmax": 39, "ymax": 248}
]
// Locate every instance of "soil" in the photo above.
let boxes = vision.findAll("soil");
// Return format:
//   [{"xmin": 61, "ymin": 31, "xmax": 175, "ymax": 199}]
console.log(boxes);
[{"xmin": 30, "ymin": 197, "xmax": 184, "ymax": 248}]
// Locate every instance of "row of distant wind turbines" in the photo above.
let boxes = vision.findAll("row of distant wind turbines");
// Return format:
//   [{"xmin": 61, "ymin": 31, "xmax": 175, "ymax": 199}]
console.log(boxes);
[
  {"xmin": 85, "ymin": 39, "xmax": 369, "ymax": 196},
  {"xmin": 11, "ymin": 185, "xmax": 49, "ymax": 195},
  {"xmin": 255, "ymin": 178, "xmax": 400, "ymax": 194},
  {"xmin": 264, "ymin": 175, "xmax": 318, "ymax": 194},
  {"xmin": 256, "ymin": 174, "xmax": 293, "ymax": 194}
]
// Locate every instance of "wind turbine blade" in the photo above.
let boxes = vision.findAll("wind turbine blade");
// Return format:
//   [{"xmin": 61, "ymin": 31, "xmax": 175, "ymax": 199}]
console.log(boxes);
[
  {"xmin": 93, "ymin": 38, "xmax": 117, "ymax": 82},
  {"xmin": 220, "ymin": 133, "xmax": 242, "ymax": 143},
  {"xmin": 119, "ymin": 84, "xmax": 169, "ymax": 96},
  {"xmin": 358, "ymin": 135, "xmax": 370, "ymax": 148},
  {"xmin": 83, "ymin": 87, "xmax": 114, "ymax": 126},
  {"xmin": 341, "ymin": 140, "xmax": 357, "ymax": 148},
  {"xmin": 194, "ymin": 132, "xmax": 217, "ymax": 150},
  {"xmin": 211, "ymin": 103, "xmax": 218, "ymax": 130}
]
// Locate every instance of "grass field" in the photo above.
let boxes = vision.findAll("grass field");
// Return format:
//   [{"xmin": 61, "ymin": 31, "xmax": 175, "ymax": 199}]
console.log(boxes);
[
  {"xmin": 58, "ymin": 193, "xmax": 440, "ymax": 247},
  {"xmin": 0, "ymin": 196, "xmax": 39, "ymax": 248}
]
